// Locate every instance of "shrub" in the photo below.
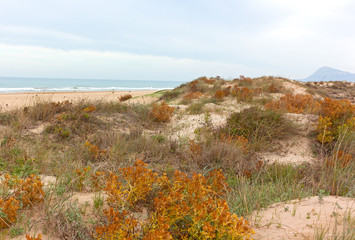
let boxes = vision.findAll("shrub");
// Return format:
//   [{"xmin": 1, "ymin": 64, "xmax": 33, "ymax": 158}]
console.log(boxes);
[
  {"xmin": 0, "ymin": 113, "xmax": 15, "ymax": 125},
  {"xmin": 26, "ymin": 100, "xmax": 72, "ymax": 121},
  {"xmin": 231, "ymin": 86, "xmax": 259, "ymax": 102},
  {"xmin": 75, "ymin": 166, "xmax": 92, "ymax": 191},
  {"xmin": 316, "ymin": 98, "xmax": 355, "ymax": 143},
  {"xmin": 214, "ymin": 90, "xmax": 226, "ymax": 100},
  {"xmin": 161, "ymin": 90, "xmax": 181, "ymax": 101},
  {"xmin": 186, "ymin": 102, "xmax": 205, "ymax": 114},
  {"xmin": 83, "ymin": 105, "xmax": 96, "ymax": 113},
  {"xmin": 183, "ymin": 92, "xmax": 203, "ymax": 100},
  {"xmin": 318, "ymin": 97, "xmax": 354, "ymax": 122},
  {"xmin": 85, "ymin": 141, "xmax": 107, "ymax": 160},
  {"xmin": 2, "ymin": 174, "xmax": 45, "ymax": 207},
  {"xmin": 189, "ymin": 79, "xmax": 199, "ymax": 92},
  {"xmin": 0, "ymin": 197, "xmax": 20, "ymax": 229},
  {"xmin": 150, "ymin": 102, "xmax": 175, "ymax": 123},
  {"xmin": 219, "ymin": 133, "xmax": 249, "ymax": 153},
  {"xmin": 224, "ymin": 107, "xmax": 295, "ymax": 151},
  {"xmin": 189, "ymin": 140, "xmax": 202, "ymax": 157},
  {"xmin": 267, "ymin": 83, "xmax": 282, "ymax": 93},
  {"xmin": 118, "ymin": 94, "xmax": 132, "ymax": 102},
  {"xmin": 94, "ymin": 160, "xmax": 254, "ymax": 239},
  {"xmin": 0, "ymin": 175, "xmax": 44, "ymax": 228},
  {"xmin": 25, "ymin": 234, "xmax": 42, "ymax": 240},
  {"xmin": 265, "ymin": 94, "xmax": 320, "ymax": 114},
  {"xmin": 202, "ymin": 77, "xmax": 215, "ymax": 84}
]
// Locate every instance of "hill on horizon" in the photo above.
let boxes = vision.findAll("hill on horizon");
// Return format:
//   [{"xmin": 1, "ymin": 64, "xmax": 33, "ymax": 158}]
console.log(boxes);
[{"xmin": 302, "ymin": 66, "xmax": 355, "ymax": 82}]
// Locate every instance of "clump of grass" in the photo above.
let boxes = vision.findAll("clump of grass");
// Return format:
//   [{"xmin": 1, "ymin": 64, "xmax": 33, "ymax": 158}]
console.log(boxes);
[
  {"xmin": 186, "ymin": 102, "xmax": 205, "ymax": 114},
  {"xmin": 0, "ymin": 113, "xmax": 16, "ymax": 125},
  {"xmin": 221, "ymin": 107, "xmax": 297, "ymax": 151},
  {"xmin": 46, "ymin": 201, "xmax": 92, "ymax": 240},
  {"xmin": 160, "ymin": 89, "xmax": 182, "ymax": 101},
  {"xmin": 227, "ymin": 163, "xmax": 312, "ymax": 216}
]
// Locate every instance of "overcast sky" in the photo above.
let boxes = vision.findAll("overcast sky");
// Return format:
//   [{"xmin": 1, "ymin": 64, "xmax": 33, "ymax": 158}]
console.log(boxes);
[{"xmin": 0, "ymin": 0, "xmax": 354, "ymax": 81}]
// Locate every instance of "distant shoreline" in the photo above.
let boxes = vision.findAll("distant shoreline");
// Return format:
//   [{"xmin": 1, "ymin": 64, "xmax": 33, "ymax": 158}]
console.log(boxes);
[{"xmin": 0, "ymin": 90, "xmax": 159, "ymax": 112}]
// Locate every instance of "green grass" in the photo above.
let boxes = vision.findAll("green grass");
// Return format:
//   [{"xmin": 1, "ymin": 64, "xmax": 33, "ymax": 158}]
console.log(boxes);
[
  {"xmin": 222, "ymin": 107, "xmax": 297, "ymax": 151},
  {"xmin": 227, "ymin": 163, "xmax": 313, "ymax": 216}
]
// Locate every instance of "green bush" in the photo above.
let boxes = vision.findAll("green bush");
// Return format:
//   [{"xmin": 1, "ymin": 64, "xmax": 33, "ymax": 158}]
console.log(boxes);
[{"xmin": 223, "ymin": 107, "xmax": 296, "ymax": 151}]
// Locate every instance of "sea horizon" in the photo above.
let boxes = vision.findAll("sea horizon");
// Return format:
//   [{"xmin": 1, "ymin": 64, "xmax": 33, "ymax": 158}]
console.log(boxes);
[{"xmin": 0, "ymin": 76, "xmax": 187, "ymax": 93}]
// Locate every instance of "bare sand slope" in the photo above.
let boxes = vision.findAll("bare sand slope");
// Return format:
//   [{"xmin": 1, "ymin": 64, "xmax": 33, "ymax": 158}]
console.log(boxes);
[
  {"xmin": 0, "ymin": 90, "xmax": 157, "ymax": 112},
  {"xmin": 250, "ymin": 196, "xmax": 355, "ymax": 239}
]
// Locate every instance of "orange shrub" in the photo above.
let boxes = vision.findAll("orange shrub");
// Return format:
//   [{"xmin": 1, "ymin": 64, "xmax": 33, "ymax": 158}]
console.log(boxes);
[
  {"xmin": 83, "ymin": 105, "xmax": 96, "ymax": 113},
  {"xmin": 2, "ymin": 174, "xmax": 45, "ymax": 207},
  {"xmin": 189, "ymin": 79, "xmax": 199, "ymax": 92},
  {"xmin": 0, "ymin": 175, "xmax": 44, "ymax": 228},
  {"xmin": 25, "ymin": 234, "xmax": 42, "ymax": 240},
  {"xmin": 148, "ymin": 171, "xmax": 253, "ymax": 239},
  {"xmin": 318, "ymin": 97, "xmax": 355, "ymax": 121},
  {"xmin": 239, "ymin": 87, "xmax": 254, "ymax": 101},
  {"xmin": 231, "ymin": 85, "xmax": 258, "ymax": 102},
  {"xmin": 75, "ymin": 166, "xmax": 92, "ymax": 191},
  {"xmin": 220, "ymin": 133, "xmax": 249, "ymax": 153},
  {"xmin": 214, "ymin": 90, "xmax": 226, "ymax": 100},
  {"xmin": 239, "ymin": 75, "xmax": 253, "ymax": 85},
  {"xmin": 183, "ymin": 91, "xmax": 203, "ymax": 100},
  {"xmin": 203, "ymin": 78, "xmax": 215, "ymax": 84},
  {"xmin": 85, "ymin": 141, "xmax": 107, "ymax": 160},
  {"xmin": 105, "ymin": 160, "xmax": 158, "ymax": 208},
  {"xmin": 265, "ymin": 94, "xmax": 320, "ymax": 114},
  {"xmin": 91, "ymin": 171, "xmax": 106, "ymax": 191},
  {"xmin": 0, "ymin": 197, "xmax": 20, "ymax": 229},
  {"xmin": 94, "ymin": 160, "xmax": 254, "ymax": 239},
  {"xmin": 118, "ymin": 94, "xmax": 132, "ymax": 102},
  {"xmin": 316, "ymin": 98, "xmax": 355, "ymax": 143},
  {"xmin": 51, "ymin": 100, "xmax": 71, "ymax": 107},
  {"xmin": 150, "ymin": 102, "xmax": 175, "ymax": 122},
  {"xmin": 189, "ymin": 140, "xmax": 202, "ymax": 157},
  {"xmin": 267, "ymin": 83, "xmax": 282, "ymax": 93}
]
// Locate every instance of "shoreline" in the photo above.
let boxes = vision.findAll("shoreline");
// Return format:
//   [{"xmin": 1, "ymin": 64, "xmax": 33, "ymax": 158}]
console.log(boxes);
[{"xmin": 0, "ymin": 90, "xmax": 159, "ymax": 112}]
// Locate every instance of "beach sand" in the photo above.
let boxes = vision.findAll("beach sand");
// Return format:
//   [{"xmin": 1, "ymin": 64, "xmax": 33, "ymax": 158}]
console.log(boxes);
[{"xmin": 0, "ymin": 90, "xmax": 157, "ymax": 112}]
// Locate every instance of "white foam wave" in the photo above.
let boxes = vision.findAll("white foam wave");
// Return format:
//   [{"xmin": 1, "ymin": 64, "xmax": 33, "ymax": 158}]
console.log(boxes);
[{"xmin": 0, "ymin": 86, "xmax": 173, "ymax": 93}]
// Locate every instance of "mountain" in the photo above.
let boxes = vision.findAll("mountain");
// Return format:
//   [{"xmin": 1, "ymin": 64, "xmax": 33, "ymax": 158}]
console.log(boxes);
[{"xmin": 302, "ymin": 67, "xmax": 355, "ymax": 82}]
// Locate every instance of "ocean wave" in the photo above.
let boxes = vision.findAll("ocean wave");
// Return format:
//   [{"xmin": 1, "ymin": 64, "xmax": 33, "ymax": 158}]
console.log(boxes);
[{"xmin": 0, "ymin": 86, "xmax": 173, "ymax": 93}]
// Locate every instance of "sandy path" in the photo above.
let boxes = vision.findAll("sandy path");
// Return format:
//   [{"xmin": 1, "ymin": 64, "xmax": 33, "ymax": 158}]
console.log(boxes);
[{"xmin": 0, "ymin": 90, "xmax": 157, "ymax": 112}]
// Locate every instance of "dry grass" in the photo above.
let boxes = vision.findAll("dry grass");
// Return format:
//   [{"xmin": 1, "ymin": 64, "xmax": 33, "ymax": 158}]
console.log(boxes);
[{"xmin": 0, "ymin": 78, "xmax": 354, "ymax": 239}]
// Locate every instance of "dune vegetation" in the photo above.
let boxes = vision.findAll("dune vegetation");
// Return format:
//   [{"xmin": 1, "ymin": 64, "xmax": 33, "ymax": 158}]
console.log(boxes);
[{"xmin": 0, "ymin": 76, "xmax": 354, "ymax": 239}]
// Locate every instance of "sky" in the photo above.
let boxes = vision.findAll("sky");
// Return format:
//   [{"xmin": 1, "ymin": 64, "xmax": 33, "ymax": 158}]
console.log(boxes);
[{"xmin": 0, "ymin": 0, "xmax": 354, "ymax": 81}]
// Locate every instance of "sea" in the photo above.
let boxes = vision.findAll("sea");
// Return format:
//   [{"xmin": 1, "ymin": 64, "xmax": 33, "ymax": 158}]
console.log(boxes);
[{"xmin": 0, "ymin": 77, "xmax": 186, "ymax": 93}]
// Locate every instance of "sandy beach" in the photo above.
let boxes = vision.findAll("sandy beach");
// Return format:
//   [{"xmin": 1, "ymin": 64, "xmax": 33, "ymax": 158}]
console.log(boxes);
[{"xmin": 0, "ymin": 90, "xmax": 157, "ymax": 112}]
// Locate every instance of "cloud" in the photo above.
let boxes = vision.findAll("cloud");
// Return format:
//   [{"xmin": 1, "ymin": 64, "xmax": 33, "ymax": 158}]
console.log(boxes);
[
  {"xmin": 0, "ymin": 25, "xmax": 91, "ymax": 43},
  {"xmin": 0, "ymin": 43, "xmax": 256, "ymax": 81},
  {"xmin": 0, "ymin": 1, "xmax": 355, "ymax": 79}
]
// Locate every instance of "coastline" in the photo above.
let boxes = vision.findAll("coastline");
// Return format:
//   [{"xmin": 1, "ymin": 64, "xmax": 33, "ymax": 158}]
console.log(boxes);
[{"xmin": 0, "ymin": 90, "xmax": 158, "ymax": 112}]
